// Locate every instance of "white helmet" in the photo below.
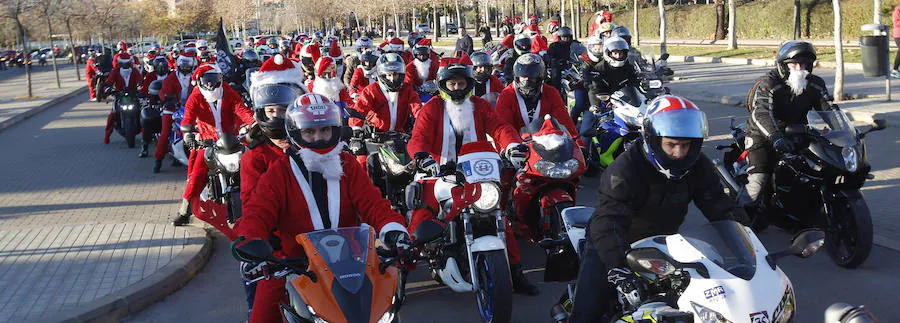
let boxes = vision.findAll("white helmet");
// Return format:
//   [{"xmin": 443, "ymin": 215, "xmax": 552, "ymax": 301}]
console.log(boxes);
[{"xmin": 602, "ymin": 36, "xmax": 629, "ymax": 68}]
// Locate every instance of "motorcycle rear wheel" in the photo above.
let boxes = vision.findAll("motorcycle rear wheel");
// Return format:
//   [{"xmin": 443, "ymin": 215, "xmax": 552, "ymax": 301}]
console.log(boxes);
[
  {"xmin": 473, "ymin": 250, "xmax": 513, "ymax": 323},
  {"xmin": 824, "ymin": 194, "xmax": 873, "ymax": 268}
]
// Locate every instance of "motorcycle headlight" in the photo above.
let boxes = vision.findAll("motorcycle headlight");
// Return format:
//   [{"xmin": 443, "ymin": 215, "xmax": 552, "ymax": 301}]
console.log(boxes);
[
  {"xmin": 647, "ymin": 79, "xmax": 663, "ymax": 89},
  {"xmin": 842, "ymin": 146, "xmax": 858, "ymax": 172},
  {"xmin": 534, "ymin": 158, "xmax": 581, "ymax": 179},
  {"xmin": 472, "ymin": 182, "xmax": 501, "ymax": 212},
  {"xmin": 122, "ymin": 104, "xmax": 134, "ymax": 111},
  {"xmin": 690, "ymin": 302, "xmax": 732, "ymax": 323},
  {"xmin": 217, "ymin": 151, "xmax": 242, "ymax": 173},
  {"xmin": 773, "ymin": 285, "xmax": 795, "ymax": 323}
]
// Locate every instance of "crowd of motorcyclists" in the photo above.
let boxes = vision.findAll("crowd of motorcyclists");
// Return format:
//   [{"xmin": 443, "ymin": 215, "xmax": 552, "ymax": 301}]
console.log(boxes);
[{"xmin": 85, "ymin": 10, "xmax": 880, "ymax": 323}]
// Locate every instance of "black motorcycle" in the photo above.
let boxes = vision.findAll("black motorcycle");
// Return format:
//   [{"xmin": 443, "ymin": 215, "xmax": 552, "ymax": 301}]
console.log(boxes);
[
  {"xmin": 111, "ymin": 91, "xmax": 143, "ymax": 148},
  {"xmin": 363, "ymin": 129, "xmax": 415, "ymax": 218},
  {"xmin": 198, "ymin": 132, "xmax": 244, "ymax": 224},
  {"xmin": 139, "ymin": 80, "xmax": 164, "ymax": 156},
  {"xmin": 714, "ymin": 110, "xmax": 886, "ymax": 268}
]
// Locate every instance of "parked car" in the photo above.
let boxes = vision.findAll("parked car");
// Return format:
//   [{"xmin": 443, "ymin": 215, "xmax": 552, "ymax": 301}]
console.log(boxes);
[
  {"xmin": 228, "ymin": 37, "xmax": 243, "ymax": 51},
  {"xmin": 416, "ymin": 24, "xmax": 431, "ymax": 34},
  {"xmin": 445, "ymin": 23, "xmax": 458, "ymax": 34}
]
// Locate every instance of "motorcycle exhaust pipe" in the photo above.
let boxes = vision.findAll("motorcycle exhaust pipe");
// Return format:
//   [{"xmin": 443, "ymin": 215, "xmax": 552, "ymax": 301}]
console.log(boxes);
[{"xmin": 713, "ymin": 158, "xmax": 740, "ymax": 193}]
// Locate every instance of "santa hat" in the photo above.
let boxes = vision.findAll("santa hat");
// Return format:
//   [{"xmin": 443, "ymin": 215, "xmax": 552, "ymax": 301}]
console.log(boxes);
[
  {"xmin": 185, "ymin": 42, "xmax": 197, "ymax": 49},
  {"xmin": 192, "ymin": 63, "xmax": 221, "ymax": 82},
  {"xmin": 314, "ymin": 56, "xmax": 336, "ymax": 78},
  {"xmin": 176, "ymin": 51, "xmax": 197, "ymax": 67},
  {"xmin": 416, "ymin": 39, "xmax": 432, "ymax": 48},
  {"xmin": 196, "ymin": 39, "xmax": 208, "ymax": 48},
  {"xmin": 301, "ymin": 43, "xmax": 321, "ymax": 62},
  {"xmin": 386, "ymin": 37, "xmax": 404, "ymax": 52},
  {"xmin": 532, "ymin": 115, "xmax": 569, "ymax": 151},
  {"xmin": 251, "ymin": 54, "xmax": 306, "ymax": 89},
  {"xmin": 443, "ymin": 53, "xmax": 473, "ymax": 66},
  {"xmin": 117, "ymin": 53, "xmax": 132, "ymax": 64},
  {"xmin": 501, "ymin": 35, "xmax": 514, "ymax": 49},
  {"xmin": 327, "ymin": 41, "xmax": 342, "ymax": 58},
  {"xmin": 458, "ymin": 141, "xmax": 498, "ymax": 157}
]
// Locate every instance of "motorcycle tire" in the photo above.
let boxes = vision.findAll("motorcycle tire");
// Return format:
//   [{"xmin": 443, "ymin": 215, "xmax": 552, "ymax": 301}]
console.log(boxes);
[
  {"xmin": 825, "ymin": 194, "xmax": 873, "ymax": 268},
  {"xmin": 394, "ymin": 268, "xmax": 408, "ymax": 311},
  {"xmin": 125, "ymin": 131, "xmax": 136, "ymax": 148},
  {"xmin": 473, "ymin": 250, "xmax": 513, "ymax": 323},
  {"xmin": 227, "ymin": 190, "xmax": 242, "ymax": 224}
]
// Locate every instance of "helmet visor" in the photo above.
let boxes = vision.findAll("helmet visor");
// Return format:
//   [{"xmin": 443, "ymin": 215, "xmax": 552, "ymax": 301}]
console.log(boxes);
[
  {"xmin": 647, "ymin": 109, "xmax": 709, "ymax": 139},
  {"xmin": 251, "ymin": 84, "xmax": 302, "ymax": 109},
  {"xmin": 198, "ymin": 72, "xmax": 222, "ymax": 91}
]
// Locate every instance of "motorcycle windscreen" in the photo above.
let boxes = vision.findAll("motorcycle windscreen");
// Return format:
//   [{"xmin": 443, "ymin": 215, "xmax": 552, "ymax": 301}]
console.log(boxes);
[
  {"xmin": 305, "ymin": 227, "xmax": 371, "ymax": 294},
  {"xmin": 524, "ymin": 116, "xmax": 575, "ymax": 163},
  {"xmin": 679, "ymin": 221, "xmax": 757, "ymax": 280},
  {"xmin": 806, "ymin": 110, "xmax": 857, "ymax": 147}
]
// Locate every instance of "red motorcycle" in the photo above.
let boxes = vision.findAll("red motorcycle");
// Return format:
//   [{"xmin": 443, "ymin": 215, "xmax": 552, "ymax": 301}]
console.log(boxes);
[{"xmin": 510, "ymin": 115, "xmax": 586, "ymax": 282}]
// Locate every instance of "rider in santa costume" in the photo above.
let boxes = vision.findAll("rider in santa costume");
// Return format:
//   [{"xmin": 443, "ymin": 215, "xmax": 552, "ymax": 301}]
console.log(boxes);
[
  {"xmin": 404, "ymin": 41, "xmax": 440, "ymax": 89},
  {"xmin": 172, "ymin": 64, "xmax": 256, "ymax": 239},
  {"xmin": 308, "ymin": 56, "xmax": 353, "ymax": 109},
  {"xmin": 349, "ymin": 53, "xmax": 423, "ymax": 171},
  {"xmin": 495, "ymin": 53, "xmax": 583, "ymax": 146},
  {"xmin": 348, "ymin": 52, "xmax": 379, "ymax": 99},
  {"xmin": 234, "ymin": 93, "xmax": 409, "ymax": 323},
  {"xmin": 469, "ymin": 51, "xmax": 505, "ymax": 107},
  {"xmin": 103, "ymin": 52, "xmax": 143, "ymax": 144},
  {"xmin": 406, "ymin": 57, "xmax": 540, "ymax": 295},
  {"xmin": 152, "ymin": 51, "xmax": 197, "ymax": 173}
]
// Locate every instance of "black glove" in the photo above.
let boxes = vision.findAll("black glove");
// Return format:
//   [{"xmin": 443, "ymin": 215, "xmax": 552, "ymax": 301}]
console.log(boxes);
[
  {"xmin": 240, "ymin": 260, "xmax": 270, "ymax": 282},
  {"xmin": 607, "ymin": 267, "xmax": 649, "ymax": 312},
  {"xmin": 769, "ymin": 132, "xmax": 795, "ymax": 154},
  {"xmin": 505, "ymin": 143, "xmax": 530, "ymax": 169},
  {"xmin": 352, "ymin": 129, "xmax": 365, "ymax": 139},
  {"xmin": 349, "ymin": 137, "xmax": 367, "ymax": 156},
  {"xmin": 414, "ymin": 152, "xmax": 439, "ymax": 175},
  {"xmin": 183, "ymin": 132, "xmax": 197, "ymax": 150}
]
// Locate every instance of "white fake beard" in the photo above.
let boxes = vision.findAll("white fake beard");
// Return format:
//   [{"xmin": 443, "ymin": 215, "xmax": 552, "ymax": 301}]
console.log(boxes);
[
  {"xmin": 313, "ymin": 77, "xmax": 346, "ymax": 102},
  {"xmin": 413, "ymin": 59, "xmax": 431, "ymax": 81},
  {"xmin": 177, "ymin": 72, "xmax": 191, "ymax": 85},
  {"xmin": 445, "ymin": 99, "xmax": 474, "ymax": 138},
  {"xmin": 786, "ymin": 69, "xmax": 809, "ymax": 96},
  {"xmin": 298, "ymin": 142, "xmax": 346, "ymax": 180},
  {"xmin": 200, "ymin": 87, "xmax": 223, "ymax": 103},
  {"xmin": 120, "ymin": 68, "xmax": 132, "ymax": 84}
]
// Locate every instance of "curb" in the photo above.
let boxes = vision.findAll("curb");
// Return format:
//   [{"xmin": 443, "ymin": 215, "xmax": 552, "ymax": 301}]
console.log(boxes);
[
  {"xmin": 40, "ymin": 227, "xmax": 212, "ymax": 323},
  {"xmin": 0, "ymin": 85, "xmax": 89, "ymax": 133}
]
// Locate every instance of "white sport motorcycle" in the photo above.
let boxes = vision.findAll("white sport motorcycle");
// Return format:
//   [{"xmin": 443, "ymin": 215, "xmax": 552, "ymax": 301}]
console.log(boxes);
[{"xmin": 558, "ymin": 206, "xmax": 825, "ymax": 323}]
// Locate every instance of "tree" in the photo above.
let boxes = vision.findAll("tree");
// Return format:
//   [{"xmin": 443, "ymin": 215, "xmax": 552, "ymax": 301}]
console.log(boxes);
[
  {"xmin": 727, "ymin": 0, "xmax": 736, "ymax": 49},
  {"xmin": 1, "ymin": 0, "xmax": 36, "ymax": 98},
  {"xmin": 714, "ymin": 0, "xmax": 725, "ymax": 40},
  {"xmin": 832, "ymin": 0, "xmax": 843, "ymax": 101},
  {"xmin": 792, "ymin": 0, "xmax": 801, "ymax": 39},
  {"xmin": 36, "ymin": 0, "xmax": 61, "ymax": 88},
  {"xmin": 657, "ymin": 0, "xmax": 666, "ymax": 55},
  {"xmin": 633, "ymin": 0, "xmax": 639, "ymax": 46}
]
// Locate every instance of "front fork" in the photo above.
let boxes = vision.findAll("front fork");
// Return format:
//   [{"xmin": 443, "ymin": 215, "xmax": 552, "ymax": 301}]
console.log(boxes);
[{"xmin": 461, "ymin": 211, "xmax": 509, "ymax": 292}]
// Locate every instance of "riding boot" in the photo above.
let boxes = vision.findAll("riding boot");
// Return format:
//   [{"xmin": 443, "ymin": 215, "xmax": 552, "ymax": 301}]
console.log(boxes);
[
  {"xmin": 153, "ymin": 159, "xmax": 162, "ymax": 173},
  {"xmin": 171, "ymin": 198, "xmax": 192, "ymax": 226},
  {"xmin": 510, "ymin": 263, "xmax": 540, "ymax": 296},
  {"xmin": 738, "ymin": 173, "xmax": 770, "ymax": 232},
  {"xmin": 138, "ymin": 143, "xmax": 149, "ymax": 158},
  {"xmin": 172, "ymin": 158, "xmax": 184, "ymax": 167}
]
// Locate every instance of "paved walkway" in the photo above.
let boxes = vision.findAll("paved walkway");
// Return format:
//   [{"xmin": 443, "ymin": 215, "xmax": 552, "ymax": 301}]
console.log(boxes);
[
  {"xmin": 0, "ymin": 63, "xmax": 88, "ymax": 130},
  {"xmin": 668, "ymin": 61, "xmax": 900, "ymax": 249},
  {"xmin": 0, "ymin": 87, "xmax": 210, "ymax": 322}
]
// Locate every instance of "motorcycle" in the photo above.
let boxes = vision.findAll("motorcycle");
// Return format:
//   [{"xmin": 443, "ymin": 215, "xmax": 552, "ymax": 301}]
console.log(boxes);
[
  {"xmin": 416, "ymin": 80, "xmax": 439, "ymax": 104},
  {"xmin": 363, "ymin": 129, "xmax": 415, "ymax": 218},
  {"xmin": 633, "ymin": 52, "xmax": 673, "ymax": 83},
  {"xmin": 583, "ymin": 85, "xmax": 647, "ymax": 174},
  {"xmin": 196, "ymin": 131, "xmax": 244, "ymax": 225},
  {"xmin": 111, "ymin": 90, "xmax": 143, "ymax": 148},
  {"xmin": 406, "ymin": 141, "xmax": 514, "ymax": 322},
  {"xmin": 232, "ymin": 226, "xmax": 404, "ymax": 323},
  {"xmin": 554, "ymin": 205, "xmax": 826, "ymax": 323},
  {"xmin": 714, "ymin": 110, "xmax": 886, "ymax": 268},
  {"xmin": 511, "ymin": 116, "xmax": 585, "ymax": 282},
  {"xmin": 558, "ymin": 45, "xmax": 587, "ymax": 113},
  {"xmin": 163, "ymin": 94, "xmax": 190, "ymax": 166},
  {"xmin": 140, "ymin": 80, "xmax": 164, "ymax": 154}
]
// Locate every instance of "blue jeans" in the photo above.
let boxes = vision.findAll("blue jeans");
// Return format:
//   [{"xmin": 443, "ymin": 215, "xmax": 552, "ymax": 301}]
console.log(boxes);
[{"xmin": 569, "ymin": 231, "xmax": 616, "ymax": 323}]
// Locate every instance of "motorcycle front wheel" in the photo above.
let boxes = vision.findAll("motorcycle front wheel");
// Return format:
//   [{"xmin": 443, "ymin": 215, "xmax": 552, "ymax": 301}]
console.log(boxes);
[
  {"xmin": 824, "ymin": 193, "xmax": 873, "ymax": 268},
  {"xmin": 473, "ymin": 250, "xmax": 513, "ymax": 323}
]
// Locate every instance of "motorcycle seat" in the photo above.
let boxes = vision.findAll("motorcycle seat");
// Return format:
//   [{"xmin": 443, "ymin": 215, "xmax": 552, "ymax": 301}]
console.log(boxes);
[{"xmin": 562, "ymin": 206, "xmax": 595, "ymax": 229}]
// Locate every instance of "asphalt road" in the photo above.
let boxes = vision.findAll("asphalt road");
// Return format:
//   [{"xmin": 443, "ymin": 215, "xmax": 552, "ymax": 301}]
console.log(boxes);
[{"xmin": 124, "ymin": 100, "xmax": 900, "ymax": 323}]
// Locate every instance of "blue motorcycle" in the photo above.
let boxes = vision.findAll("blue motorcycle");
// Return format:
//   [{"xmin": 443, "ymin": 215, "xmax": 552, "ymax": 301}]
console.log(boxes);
[{"xmin": 584, "ymin": 86, "xmax": 647, "ymax": 174}]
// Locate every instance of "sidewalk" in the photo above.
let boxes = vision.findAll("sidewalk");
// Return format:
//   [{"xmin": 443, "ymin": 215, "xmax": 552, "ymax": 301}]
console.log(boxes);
[
  {"xmin": 636, "ymin": 37, "xmax": 898, "ymax": 49},
  {"xmin": 0, "ymin": 63, "xmax": 88, "ymax": 132},
  {"xmin": 0, "ymin": 83, "xmax": 212, "ymax": 321}
]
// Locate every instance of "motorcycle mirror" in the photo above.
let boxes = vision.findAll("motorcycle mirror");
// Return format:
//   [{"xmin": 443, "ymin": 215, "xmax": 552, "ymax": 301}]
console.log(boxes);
[
  {"xmin": 345, "ymin": 107, "xmax": 364, "ymax": 120},
  {"xmin": 871, "ymin": 118, "xmax": 887, "ymax": 131},
  {"xmin": 231, "ymin": 237, "xmax": 275, "ymax": 262},
  {"xmin": 790, "ymin": 229, "xmax": 826, "ymax": 258},
  {"xmin": 625, "ymin": 248, "xmax": 678, "ymax": 276},
  {"xmin": 216, "ymin": 132, "xmax": 242, "ymax": 153},
  {"xmin": 659, "ymin": 53, "xmax": 670, "ymax": 61},
  {"xmin": 413, "ymin": 219, "xmax": 444, "ymax": 244}
]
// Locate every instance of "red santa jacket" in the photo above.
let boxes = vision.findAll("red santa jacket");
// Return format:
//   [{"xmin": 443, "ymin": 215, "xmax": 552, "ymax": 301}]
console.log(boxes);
[
  {"xmin": 307, "ymin": 81, "xmax": 354, "ymax": 109},
  {"xmin": 404, "ymin": 59, "xmax": 440, "ymax": 88},
  {"xmin": 240, "ymin": 141, "xmax": 284, "ymax": 202},
  {"xmin": 85, "ymin": 58, "xmax": 99, "ymax": 81},
  {"xmin": 160, "ymin": 72, "xmax": 193, "ymax": 104},
  {"xmin": 349, "ymin": 67, "xmax": 377, "ymax": 96},
  {"xmin": 106, "ymin": 67, "xmax": 143, "ymax": 92},
  {"xmin": 139, "ymin": 72, "xmax": 168, "ymax": 95},
  {"xmin": 112, "ymin": 53, "xmax": 141, "ymax": 69},
  {"xmin": 181, "ymin": 84, "xmax": 255, "ymax": 140},
  {"xmin": 495, "ymin": 83, "xmax": 581, "ymax": 143},
  {"xmin": 234, "ymin": 152, "xmax": 407, "ymax": 258},
  {"xmin": 401, "ymin": 51, "xmax": 414, "ymax": 65},
  {"xmin": 407, "ymin": 96, "xmax": 521, "ymax": 163},
  {"xmin": 531, "ymin": 35, "xmax": 549, "ymax": 55},
  {"xmin": 474, "ymin": 75, "xmax": 504, "ymax": 106},
  {"xmin": 350, "ymin": 82, "xmax": 422, "ymax": 131}
]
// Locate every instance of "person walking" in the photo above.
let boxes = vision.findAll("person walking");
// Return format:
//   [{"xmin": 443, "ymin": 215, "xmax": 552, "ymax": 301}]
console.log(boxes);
[
  {"xmin": 892, "ymin": 2, "xmax": 900, "ymax": 78},
  {"xmin": 455, "ymin": 27, "xmax": 474, "ymax": 56}
]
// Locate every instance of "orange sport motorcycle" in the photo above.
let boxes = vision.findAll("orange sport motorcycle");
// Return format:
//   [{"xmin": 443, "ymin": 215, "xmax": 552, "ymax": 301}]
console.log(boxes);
[{"xmin": 232, "ymin": 226, "xmax": 405, "ymax": 323}]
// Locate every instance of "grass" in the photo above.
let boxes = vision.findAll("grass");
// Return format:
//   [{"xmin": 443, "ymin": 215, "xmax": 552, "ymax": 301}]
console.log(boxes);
[{"xmin": 637, "ymin": 44, "xmax": 898, "ymax": 64}]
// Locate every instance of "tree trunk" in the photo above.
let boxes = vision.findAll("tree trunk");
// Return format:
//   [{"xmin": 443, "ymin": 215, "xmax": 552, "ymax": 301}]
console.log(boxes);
[
  {"xmin": 475, "ymin": 0, "xmax": 481, "ymax": 31},
  {"xmin": 832, "ymin": 0, "xmax": 844, "ymax": 101},
  {"xmin": 17, "ymin": 18, "xmax": 32, "ymax": 98},
  {"xmin": 633, "ymin": 0, "xmax": 640, "ymax": 45},
  {"xmin": 47, "ymin": 17, "xmax": 61, "ymax": 88},
  {"xmin": 66, "ymin": 18, "xmax": 80, "ymax": 81},
  {"xmin": 435, "ymin": 5, "xmax": 442, "ymax": 39},
  {"xmin": 793, "ymin": 0, "xmax": 801, "ymax": 39},
  {"xmin": 715, "ymin": 0, "xmax": 726, "ymax": 40},
  {"xmin": 456, "ymin": 0, "xmax": 462, "ymax": 31},
  {"xmin": 727, "ymin": 0, "xmax": 737, "ymax": 49},
  {"xmin": 658, "ymin": 0, "xmax": 667, "ymax": 55},
  {"xmin": 569, "ymin": 0, "xmax": 576, "ymax": 33},
  {"xmin": 874, "ymin": 0, "xmax": 883, "ymax": 24},
  {"xmin": 560, "ymin": 0, "xmax": 566, "ymax": 26}
]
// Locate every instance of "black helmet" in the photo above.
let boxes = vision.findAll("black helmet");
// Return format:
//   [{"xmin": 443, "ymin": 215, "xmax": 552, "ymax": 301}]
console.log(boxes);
[
  {"xmin": 611, "ymin": 26, "xmax": 632, "ymax": 46},
  {"xmin": 241, "ymin": 49, "xmax": 260, "ymax": 65},
  {"xmin": 513, "ymin": 53, "xmax": 545, "ymax": 99},
  {"xmin": 470, "ymin": 51, "xmax": 492, "ymax": 83},
  {"xmin": 266, "ymin": 37, "xmax": 278, "ymax": 49},
  {"xmin": 408, "ymin": 33, "xmax": 423, "ymax": 48},
  {"xmin": 436, "ymin": 58, "xmax": 475, "ymax": 103},
  {"xmin": 148, "ymin": 80, "xmax": 164, "ymax": 97},
  {"xmin": 413, "ymin": 46, "xmax": 430, "ymax": 62},
  {"xmin": 376, "ymin": 53, "xmax": 406, "ymax": 91},
  {"xmin": 557, "ymin": 27, "xmax": 574, "ymax": 42},
  {"xmin": 776, "ymin": 41, "xmax": 816, "ymax": 78},
  {"xmin": 513, "ymin": 35, "xmax": 532, "ymax": 56},
  {"xmin": 251, "ymin": 83, "xmax": 303, "ymax": 139},
  {"xmin": 198, "ymin": 50, "xmax": 212, "ymax": 63},
  {"xmin": 359, "ymin": 52, "xmax": 379, "ymax": 72},
  {"xmin": 152, "ymin": 57, "xmax": 169, "ymax": 76}
]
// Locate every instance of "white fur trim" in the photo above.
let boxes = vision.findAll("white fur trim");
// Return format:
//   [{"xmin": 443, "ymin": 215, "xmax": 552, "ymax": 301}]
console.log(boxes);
[
  {"xmin": 532, "ymin": 132, "xmax": 568, "ymax": 151},
  {"xmin": 250, "ymin": 62, "xmax": 305, "ymax": 89},
  {"xmin": 378, "ymin": 222, "xmax": 409, "ymax": 242}
]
